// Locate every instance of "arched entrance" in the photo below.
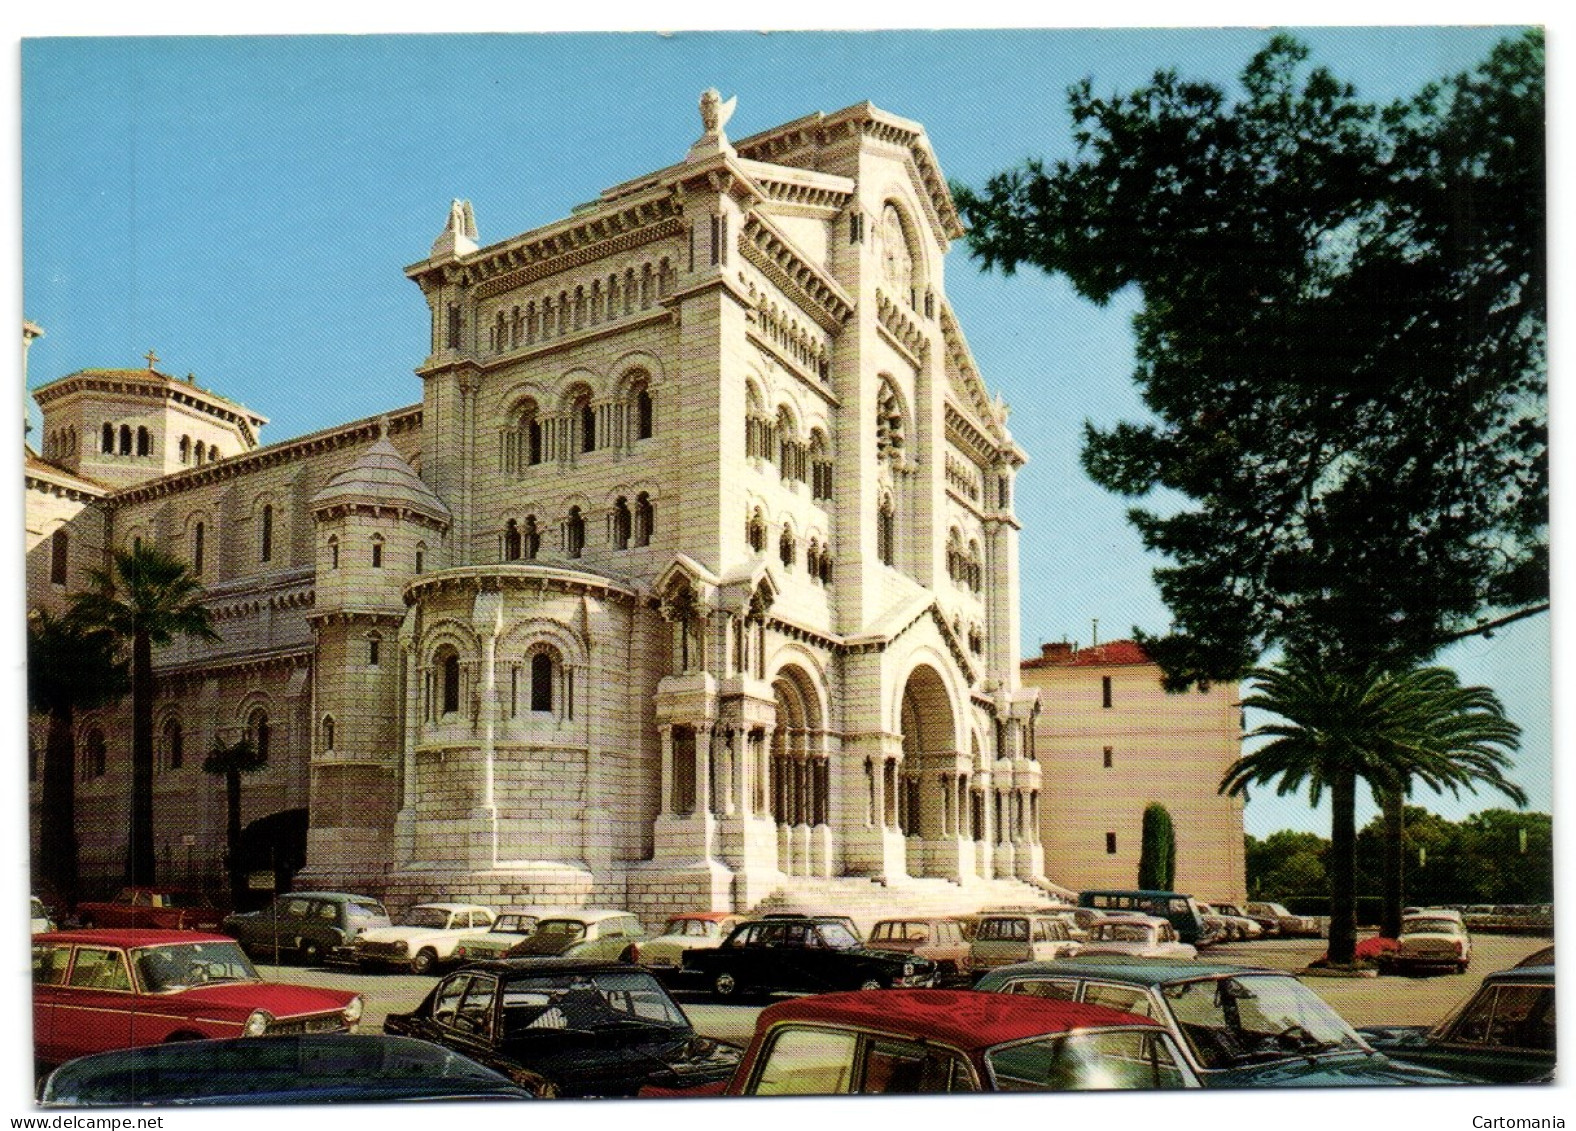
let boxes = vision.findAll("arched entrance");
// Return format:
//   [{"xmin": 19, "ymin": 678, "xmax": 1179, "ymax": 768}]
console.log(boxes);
[
  {"xmin": 770, "ymin": 664, "xmax": 831, "ymax": 877},
  {"xmin": 897, "ymin": 664, "xmax": 968, "ymax": 879}
]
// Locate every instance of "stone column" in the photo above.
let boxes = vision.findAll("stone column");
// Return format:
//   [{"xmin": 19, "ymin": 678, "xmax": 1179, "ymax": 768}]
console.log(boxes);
[
  {"xmin": 695, "ymin": 722, "xmax": 713, "ymax": 816},
  {"xmin": 659, "ymin": 724, "xmax": 674, "ymax": 816}
]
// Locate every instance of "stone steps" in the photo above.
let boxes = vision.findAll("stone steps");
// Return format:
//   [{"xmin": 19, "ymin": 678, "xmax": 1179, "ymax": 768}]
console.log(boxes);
[{"xmin": 751, "ymin": 874, "xmax": 1067, "ymax": 934}]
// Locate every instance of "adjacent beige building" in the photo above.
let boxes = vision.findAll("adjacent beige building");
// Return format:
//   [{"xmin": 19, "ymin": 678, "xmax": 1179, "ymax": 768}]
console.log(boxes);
[
  {"xmin": 1023, "ymin": 640, "xmax": 1247, "ymax": 903},
  {"xmin": 27, "ymin": 94, "xmax": 1069, "ymax": 923}
]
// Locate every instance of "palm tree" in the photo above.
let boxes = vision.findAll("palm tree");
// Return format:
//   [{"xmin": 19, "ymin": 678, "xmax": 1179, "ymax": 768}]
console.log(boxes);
[
  {"xmin": 203, "ymin": 736, "xmax": 269, "ymax": 907},
  {"xmin": 72, "ymin": 545, "xmax": 219, "ymax": 886},
  {"xmin": 1221, "ymin": 655, "xmax": 1523, "ymax": 965},
  {"xmin": 26, "ymin": 609, "xmax": 128, "ymax": 909}
]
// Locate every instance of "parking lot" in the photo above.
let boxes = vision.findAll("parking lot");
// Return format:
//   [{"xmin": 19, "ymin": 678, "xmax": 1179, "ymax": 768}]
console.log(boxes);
[{"xmin": 256, "ymin": 929, "xmax": 1552, "ymax": 1045}]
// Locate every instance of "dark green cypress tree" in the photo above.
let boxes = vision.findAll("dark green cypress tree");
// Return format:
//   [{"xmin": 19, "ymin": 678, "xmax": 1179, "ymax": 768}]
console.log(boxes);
[{"xmin": 1138, "ymin": 803, "xmax": 1176, "ymax": 890}]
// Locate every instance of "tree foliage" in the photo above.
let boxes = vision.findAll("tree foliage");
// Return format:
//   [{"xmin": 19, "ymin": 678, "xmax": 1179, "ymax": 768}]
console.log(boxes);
[
  {"xmin": 1221, "ymin": 656, "xmax": 1521, "ymax": 963},
  {"xmin": 955, "ymin": 32, "xmax": 1546, "ymax": 689},
  {"xmin": 205, "ymin": 737, "xmax": 269, "ymax": 907},
  {"xmin": 1137, "ymin": 802, "xmax": 1176, "ymax": 889},
  {"xmin": 72, "ymin": 545, "xmax": 219, "ymax": 886}
]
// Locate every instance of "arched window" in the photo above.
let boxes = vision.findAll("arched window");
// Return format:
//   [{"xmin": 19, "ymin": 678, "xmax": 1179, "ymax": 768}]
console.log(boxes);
[
  {"xmin": 565, "ymin": 507, "xmax": 585, "ymax": 558},
  {"xmin": 371, "ymin": 535, "xmax": 384, "ymax": 568},
  {"xmin": 819, "ymin": 547, "xmax": 833, "ymax": 586},
  {"xmin": 579, "ymin": 398, "xmax": 597, "ymax": 453},
  {"xmin": 101, "ymin": 423, "xmax": 114, "ymax": 453},
  {"xmin": 119, "ymin": 425, "xmax": 133, "ymax": 455},
  {"xmin": 439, "ymin": 649, "xmax": 461, "ymax": 715},
  {"xmin": 747, "ymin": 509, "xmax": 766, "ymax": 553},
  {"xmin": 504, "ymin": 519, "xmax": 522, "ymax": 561},
  {"xmin": 573, "ymin": 286, "xmax": 586, "ymax": 329},
  {"xmin": 368, "ymin": 634, "xmax": 381, "ymax": 667},
  {"xmin": 634, "ymin": 493, "xmax": 654, "ymax": 547},
  {"xmin": 328, "ymin": 535, "xmax": 340, "ymax": 570},
  {"xmin": 260, "ymin": 504, "xmax": 274, "ymax": 563},
  {"xmin": 635, "ymin": 386, "xmax": 653, "ymax": 440},
  {"xmin": 193, "ymin": 440, "xmax": 206, "ymax": 464},
  {"xmin": 967, "ymin": 540, "xmax": 983, "ymax": 592},
  {"xmin": 207, "ymin": 444, "xmax": 219, "ymax": 463},
  {"xmin": 415, "ymin": 542, "xmax": 427, "ymax": 573},
  {"xmin": 611, "ymin": 498, "xmax": 631, "ymax": 550},
  {"xmin": 136, "ymin": 426, "xmax": 151, "ymax": 456},
  {"xmin": 192, "ymin": 522, "xmax": 205, "ymax": 576},
  {"xmin": 161, "ymin": 718, "xmax": 184, "ymax": 771},
  {"xmin": 876, "ymin": 379, "xmax": 906, "ymax": 464},
  {"xmin": 522, "ymin": 516, "xmax": 540, "ymax": 560},
  {"xmin": 179, "ymin": 435, "xmax": 191, "ymax": 463},
  {"xmin": 50, "ymin": 529, "xmax": 68, "ymax": 585},
  {"xmin": 810, "ymin": 432, "xmax": 832, "ymax": 501},
  {"xmin": 779, "ymin": 526, "xmax": 796, "ymax": 570},
  {"xmin": 530, "ymin": 651, "xmax": 554, "ymax": 712},
  {"xmin": 80, "ymin": 727, "xmax": 107, "ymax": 781},
  {"xmin": 323, "ymin": 715, "xmax": 336, "ymax": 751},
  {"xmin": 247, "ymin": 708, "xmax": 270, "ymax": 763},
  {"xmin": 880, "ymin": 201, "xmax": 916, "ymax": 300},
  {"xmin": 877, "ymin": 495, "xmax": 895, "ymax": 567}
]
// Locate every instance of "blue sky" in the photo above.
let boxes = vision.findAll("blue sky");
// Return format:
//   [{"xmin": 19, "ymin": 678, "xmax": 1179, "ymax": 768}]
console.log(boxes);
[{"xmin": 18, "ymin": 28, "xmax": 1550, "ymax": 839}]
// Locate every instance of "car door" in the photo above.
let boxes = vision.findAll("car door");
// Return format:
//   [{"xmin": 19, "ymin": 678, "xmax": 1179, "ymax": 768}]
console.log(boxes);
[
  {"xmin": 747, "ymin": 922, "xmax": 789, "ymax": 989},
  {"xmin": 857, "ymin": 1035, "xmax": 978, "ymax": 1093},
  {"xmin": 746, "ymin": 1025, "xmax": 860, "ymax": 1095},
  {"xmin": 1432, "ymin": 982, "xmax": 1556, "ymax": 1082},
  {"xmin": 31, "ymin": 943, "xmax": 68, "ymax": 1064},
  {"xmin": 50, "ymin": 946, "xmax": 135, "ymax": 1061}
]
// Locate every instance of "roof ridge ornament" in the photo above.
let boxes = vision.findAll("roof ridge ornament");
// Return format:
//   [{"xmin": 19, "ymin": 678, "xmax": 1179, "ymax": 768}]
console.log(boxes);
[
  {"xmin": 687, "ymin": 88, "xmax": 737, "ymax": 163},
  {"xmin": 431, "ymin": 198, "xmax": 479, "ymax": 259}
]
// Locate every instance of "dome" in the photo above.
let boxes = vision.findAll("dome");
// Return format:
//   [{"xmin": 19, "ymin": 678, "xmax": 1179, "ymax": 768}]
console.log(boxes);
[{"xmin": 311, "ymin": 435, "xmax": 451, "ymax": 525}]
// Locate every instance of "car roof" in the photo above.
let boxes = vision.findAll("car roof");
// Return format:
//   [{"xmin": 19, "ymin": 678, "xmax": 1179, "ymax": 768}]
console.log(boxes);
[
  {"xmin": 273, "ymin": 892, "xmax": 383, "ymax": 903},
  {"xmin": 663, "ymin": 911, "xmax": 739, "ymax": 922},
  {"xmin": 873, "ymin": 916, "xmax": 961, "ymax": 925},
  {"xmin": 1094, "ymin": 915, "xmax": 1168, "ymax": 928},
  {"xmin": 758, "ymin": 990, "xmax": 1161, "ymax": 1051},
  {"xmin": 1484, "ymin": 964, "xmax": 1554, "ymax": 985},
  {"xmin": 537, "ymin": 908, "xmax": 637, "ymax": 923},
  {"xmin": 455, "ymin": 956, "xmax": 654, "ymax": 977},
  {"xmin": 36, "ymin": 928, "xmax": 235, "ymax": 948},
  {"xmin": 983, "ymin": 957, "xmax": 1279, "ymax": 985},
  {"xmin": 409, "ymin": 902, "xmax": 494, "ymax": 913}
]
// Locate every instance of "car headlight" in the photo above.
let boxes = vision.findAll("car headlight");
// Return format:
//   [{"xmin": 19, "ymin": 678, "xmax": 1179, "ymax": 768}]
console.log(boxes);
[
  {"xmin": 903, "ymin": 963, "xmax": 915, "ymax": 976},
  {"xmin": 343, "ymin": 995, "xmax": 363, "ymax": 1025},
  {"xmin": 244, "ymin": 1009, "xmax": 273, "ymax": 1037}
]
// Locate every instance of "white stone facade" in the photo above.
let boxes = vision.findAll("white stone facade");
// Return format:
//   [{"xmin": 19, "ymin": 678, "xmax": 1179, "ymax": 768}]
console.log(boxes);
[{"xmin": 27, "ymin": 96, "xmax": 1056, "ymax": 923}]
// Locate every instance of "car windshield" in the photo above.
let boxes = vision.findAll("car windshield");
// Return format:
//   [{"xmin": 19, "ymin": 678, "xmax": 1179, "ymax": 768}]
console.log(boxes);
[
  {"xmin": 1160, "ymin": 975, "xmax": 1364, "ymax": 1070},
  {"xmin": 663, "ymin": 918, "xmax": 715, "ymax": 938},
  {"xmin": 1402, "ymin": 919, "xmax": 1462, "ymax": 935},
  {"xmin": 402, "ymin": 908, "xmax": 454, "ymax": 929},
  {"xmin": 494, "ymin": 915, "xmax": 536, "ymax": 933},
  {"xmin": 988, "ymin": 1029, "xmax": 1190, "ymax": 1091},
  {"xmin": 347, "ymin": 901, "xmax": 389, "ymax": 924},
  {"xmin": 133, "ymin": 941, "xmax": 259, "ymax": 992},
  {"xmin": 819, "ymin": 923, "xmax": 861, "ymax": 949},
  {"xmin": 501, "ymin": 969, "xmax": 687, "ymax": 1034}
]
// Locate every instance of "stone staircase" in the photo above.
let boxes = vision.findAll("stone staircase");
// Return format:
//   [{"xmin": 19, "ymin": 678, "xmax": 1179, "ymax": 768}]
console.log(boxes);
[{"xmin": 750, "ymin": 874, "xmax": 1070, "ymax": 935}]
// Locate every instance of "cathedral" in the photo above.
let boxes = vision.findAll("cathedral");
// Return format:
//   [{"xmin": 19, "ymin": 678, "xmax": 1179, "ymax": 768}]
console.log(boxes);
[{"xmin": 26, "ymin": 93, "xmax": 1074, "ymax": 923}]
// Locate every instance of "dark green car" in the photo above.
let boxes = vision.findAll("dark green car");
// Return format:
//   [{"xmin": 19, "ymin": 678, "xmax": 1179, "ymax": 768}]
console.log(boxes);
[
  {"xmin": 1357, "ymin": 965, "xmax": 1554, "ymax": 1083},
  {"xmin": 974, "ymin": 958, "xmax": 1476, "ymax": 1087},
  {"xmin": 223, "ymin": 892, "xmax": 391, "ymax": 966}
]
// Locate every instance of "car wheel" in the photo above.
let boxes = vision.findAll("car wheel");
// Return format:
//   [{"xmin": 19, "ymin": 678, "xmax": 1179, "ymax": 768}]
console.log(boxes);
[
  {"xmin": 859, "ymin": 977, "xmax": 884, "ymax": 991},
  {"xmin": 1456, "ymin": 961, "xmax": 1468, "ymax": 974},
  {"xmin": 713, "ymin": 972, "xmax": 741, "ymax": 999},
  {"xmin": 411, "ymin": 948, "xmax": 438, "ymax": 976},
  {"xmin": 299, "ymin": 939, "xmax": 322, "ymax": 966}
]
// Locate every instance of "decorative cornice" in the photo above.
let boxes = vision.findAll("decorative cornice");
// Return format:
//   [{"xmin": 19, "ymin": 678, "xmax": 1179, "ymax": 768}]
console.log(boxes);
[
  {"xmin": 470, "ymin": 216, "xmax": 686, "ymax": 302},
  {"xmin": 739, "ymin": 213, "xmax": 854, "ymax": 333},
  {"xmin": 306, "ymin": 608, "xmax": 406, "ymax": 628},
  {"xmin": 875, "ymin": 289, "xmax": 930, "ymax": 364},
  {"xmin": 25, "ymin": 463, "xmax": 106, "ymax": 504},
  {"xmin": 33, "ymin": 370, "xmax": 269, "ymax": 446},
  {"xmin": 312, "ymin": 500, "xmax": 453, "ymax": 533},
  {"xmin": 404, "ymin": 563, "xmax": 640, "ymax": 608},
  {"xmin": 107, "ymin": 405, "xmax": 423, "ymax": 507},
  {"xmin": 156, "ymin": 644, "xmax": 312, "ymax": 682}
]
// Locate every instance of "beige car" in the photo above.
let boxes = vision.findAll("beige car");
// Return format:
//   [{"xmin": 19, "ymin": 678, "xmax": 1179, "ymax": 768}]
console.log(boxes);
[
  {"xmin": 867, "ymin": 917, "xmax": 973, "ymax": 981},
  {"xmin": 968, "ymin": 912, "xmax": 1081, "ymax": 972}
]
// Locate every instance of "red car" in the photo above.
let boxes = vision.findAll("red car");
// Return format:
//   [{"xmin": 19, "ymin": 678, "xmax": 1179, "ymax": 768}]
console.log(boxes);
[
  {"xmin": 643, "ymin": 989, "xmax": 1200, "ymax": 1095},
  {"xmin": 75, "ymin": 886, "xmax": 226, "ymax": 932},
  {"xmin": 32, "ymin": 930, "xmax": 362, "ymax": 1070}
]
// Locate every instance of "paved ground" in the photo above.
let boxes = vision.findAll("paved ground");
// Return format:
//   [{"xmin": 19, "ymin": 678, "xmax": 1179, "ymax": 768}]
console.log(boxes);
[{"xmin": 256, "ymin": 930, "xmax": 1551, "ymax": 1045}]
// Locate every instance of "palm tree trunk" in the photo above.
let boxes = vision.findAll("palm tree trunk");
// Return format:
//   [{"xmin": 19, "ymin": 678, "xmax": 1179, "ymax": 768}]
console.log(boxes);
[
  {"xmin": 41, "ymin": 704, "xmax": 80, "ymax": 909},
  {"xmin": 128, "ymin": 628, "xmax": 156, "ymax": 885},
  {"xmin": 226, "ymin": 769, "xmax": 244, "ymax": 908},
  {"xmin": 1380, "ymin": 788, "xmax": 1405, "ymax": 939},
  {"xmin": 1328, "ymin": 770, "xmax": 1358, "ymax": 965}
]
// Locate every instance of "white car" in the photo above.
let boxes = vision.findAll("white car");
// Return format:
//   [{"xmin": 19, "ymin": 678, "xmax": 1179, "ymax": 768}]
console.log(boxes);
[
  {"xmin": 31, "ymin": 896, "xmax": 55, "ymax": 934},
  {"xmin": 639, "ymin": 911, "xmax": 749, "ymax": 975},
  {"xmin": 1206, "ymin": 902, "xmax": 1264, "ymax": 940},
  {"xmin": 1391, "ymin": 910, "xmax": 1472, "ymax": 974},
  {"xmin": 452, "ymin": 908, "xmax": 555, "ymax": 963},
  {"xmin": 1046, "ymin": 907, "xmax": 1110, "ymax": 942},
  {"xmin": 354, "ymin": 902, "xmax": 497, "ymax": 974},
  {"xmin": 1078, "ymin": 915, "xmax": 1197, "ymax": 960}
]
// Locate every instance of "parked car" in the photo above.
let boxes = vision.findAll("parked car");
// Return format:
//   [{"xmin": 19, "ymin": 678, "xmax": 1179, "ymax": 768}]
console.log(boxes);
[
  {"xmin": 383, "ymin": 957, "xmax": 739, "ymax": 1097},
  {"xmin": 454, "ymin": 909, "xmax": 551, "ymax": 963},
  {"xmin": 974, "ymin": 958, "xmax": 1472, "ymax": 1086},
  {"xmin": 1515, "ymin": 944, "xmax": 1554, "ymax": 969},
  {"xmin": 1356, "ymin": 964, "xmax": 1554, "ymax": 1084},
  {"xmin": 1196, "ymin": 905, "xmax": 1232, "ymax": 946},
  {"xmin": 39, "ymin": 1033, "xmax": 544, "ymax": 1105},
  {"xmin": 1079, "ymin": 915, "xmax": 1198, "ymax": 960},
  {"xmin": 224, "ymin": 891, "xmax": 391, "ymax": 966},
  {"xmin": 642, "ymin": 989, "xmax": 1201, "ymax": 1095},
  {"xmin": 32, "ymin": 896, "xmax": 56, "ymax": 935},
  {"xmin": 867, "ymin": 917, "xmax": 973, "ymax": 981},
  {"xmin": 507, "ymin": 909, "xmax": 648, "ymax": 962},
  {"xmin": 1046, "ymin": 907, "xmax": 1109, "ymax": 942},
  {"xmin": 1244, "ymin": 901, "xmax": 1322, "ymax": 938},
  {"xmin": 683, "ymin": 915, "xmax": 936, "ymax": 998},
  {"xmin": 1206, "ymin": 902, "xmax": 1264, "ymax": 940},
  {"xmin": 32, "ymin": 929, "xmax": 362, "ymax": 1070},
  {"xmin": 757, "ymin": 911, "xmax": 864, "ymax": 941},
  {"xmin": 355, "ymin": 903, "xmax": 497, "ymax": 974},
  {"xmin": 1388, "ymin": 910, "xmax": 1472, "ymax": 975},
  {"xmin": 1079, "ymin": 890, "xmax": 1210, "ymax": 945},
  {"xmin": 76, "ymin": 886, "xmax": 225, "ymax": 932},
  {"xmin": 969, "ymin": 912, "xmax": 1081, "ymax": 972},
  {"xmin": 639, "ymin": 911, "xmax": 749, "ymax": 979}
]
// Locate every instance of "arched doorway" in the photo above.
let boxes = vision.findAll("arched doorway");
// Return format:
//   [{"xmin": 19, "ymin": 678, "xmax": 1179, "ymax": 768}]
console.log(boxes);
[
  {"xmin": 770, "ymin": 664, "xmax": 830, "ymax": 877},
  {"xmin": 897, "ymin": 664, "xmax": 962, "ymax": 878},
  {"xmin": 231, "ymin": 808, "xmax": 309, "ymax": 911}
]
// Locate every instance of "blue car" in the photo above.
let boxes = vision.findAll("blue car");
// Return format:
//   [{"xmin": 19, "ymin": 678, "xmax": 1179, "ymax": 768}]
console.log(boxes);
[{"xmin": 974, "ymin": 958, "xmax": 1477, "ymax": 1087}]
